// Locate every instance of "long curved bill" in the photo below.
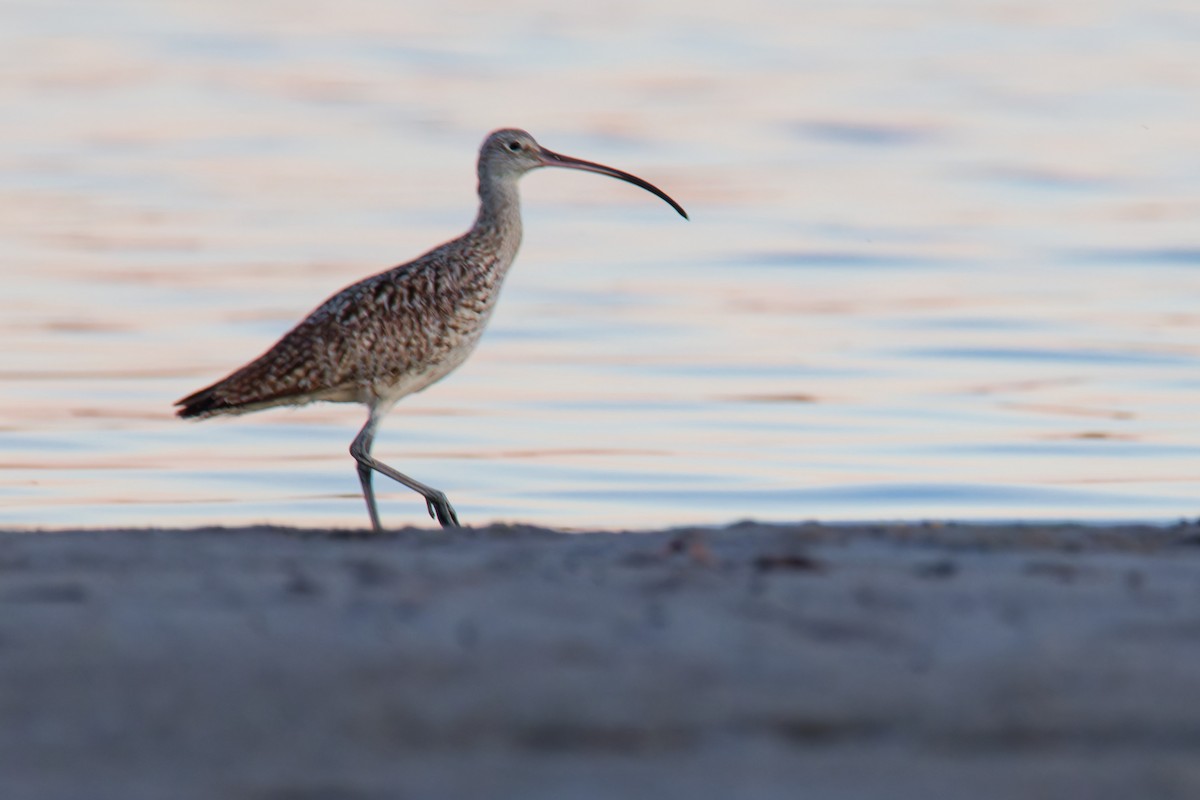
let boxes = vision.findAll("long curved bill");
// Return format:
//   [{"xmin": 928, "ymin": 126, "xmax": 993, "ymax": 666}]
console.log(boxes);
[{"xmin": 537, "ymin": 147, "xmax": 689, "ymax": 220}]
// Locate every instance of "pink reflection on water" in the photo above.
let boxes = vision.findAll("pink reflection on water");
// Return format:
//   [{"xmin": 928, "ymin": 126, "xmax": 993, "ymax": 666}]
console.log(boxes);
[{"xmin": 2, "ymin": 0, "xmax": 1199, "ymax": 528}]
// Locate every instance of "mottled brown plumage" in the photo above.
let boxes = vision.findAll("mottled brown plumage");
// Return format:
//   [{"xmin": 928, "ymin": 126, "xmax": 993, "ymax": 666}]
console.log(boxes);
[{"xmin": 177, "ymin": 128, "xmax": 687, "ymax": 530}]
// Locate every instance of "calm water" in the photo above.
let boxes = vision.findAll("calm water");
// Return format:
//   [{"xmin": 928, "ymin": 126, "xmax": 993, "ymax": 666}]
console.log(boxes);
[{"xmin": 3, "ymin": 0, "xmax": 1198, "ymax": 529}]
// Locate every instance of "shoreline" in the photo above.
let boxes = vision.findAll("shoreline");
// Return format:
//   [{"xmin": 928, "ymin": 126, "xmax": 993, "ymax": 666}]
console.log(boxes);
[{"xmin": 4, "ymin": 521, "xmax": 1200, "ymax": 799}]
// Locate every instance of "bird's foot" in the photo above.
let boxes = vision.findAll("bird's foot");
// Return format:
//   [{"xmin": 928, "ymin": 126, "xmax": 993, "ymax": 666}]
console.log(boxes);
[{"xmin": 425, "ymin": 492, "xmax": 460, "ymax": 529}]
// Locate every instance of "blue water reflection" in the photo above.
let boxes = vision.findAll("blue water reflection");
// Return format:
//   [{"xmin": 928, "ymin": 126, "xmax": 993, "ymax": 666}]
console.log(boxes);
[{"xmin": 2, "ymin": 0, "xmax": 1198, "ymax": 529}]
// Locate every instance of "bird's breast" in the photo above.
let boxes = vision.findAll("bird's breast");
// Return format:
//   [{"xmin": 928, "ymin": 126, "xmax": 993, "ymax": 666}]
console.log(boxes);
[{"xmin": 360, "ymin": 249, "xmax": 516, "ymax": 402}]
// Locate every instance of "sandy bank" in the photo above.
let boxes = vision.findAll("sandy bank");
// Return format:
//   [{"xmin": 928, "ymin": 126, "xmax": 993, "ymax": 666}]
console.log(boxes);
[{"xmin": 3, "ymin": 521, "xmax": 1200, "ymax": 799}]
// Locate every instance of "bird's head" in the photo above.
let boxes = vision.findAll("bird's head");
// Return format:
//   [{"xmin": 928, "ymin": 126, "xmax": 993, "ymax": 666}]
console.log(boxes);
[{"xmin": 477, "ymin": 128, "xmax": 688, "ymax": 219}]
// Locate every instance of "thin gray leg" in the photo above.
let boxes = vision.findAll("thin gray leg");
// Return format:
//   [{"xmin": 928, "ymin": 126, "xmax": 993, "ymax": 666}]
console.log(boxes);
[
  {"xmin": 356, "ymin": 460, "xmax": 384, "ymax": 532},
  {"xmin": 349, "ymin": 413, "xmax": 460, "ymax": 530}
]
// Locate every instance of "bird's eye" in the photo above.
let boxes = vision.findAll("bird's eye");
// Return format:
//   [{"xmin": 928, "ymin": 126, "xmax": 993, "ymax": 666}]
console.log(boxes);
[{"xmin": 507, "ymin": 141, "xmax": 521, "ymax": 151}]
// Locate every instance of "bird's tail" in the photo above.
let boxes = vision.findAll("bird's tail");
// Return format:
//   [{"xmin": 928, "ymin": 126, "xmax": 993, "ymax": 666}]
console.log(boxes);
[{"xmin": 175, "ymin": 383, "xmax": 236, "ymax": 419}]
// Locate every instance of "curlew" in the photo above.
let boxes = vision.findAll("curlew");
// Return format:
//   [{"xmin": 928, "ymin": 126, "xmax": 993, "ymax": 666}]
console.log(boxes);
[{"xmin": 176, "ymin": 128, "xmax": 687, "ymax": 530}]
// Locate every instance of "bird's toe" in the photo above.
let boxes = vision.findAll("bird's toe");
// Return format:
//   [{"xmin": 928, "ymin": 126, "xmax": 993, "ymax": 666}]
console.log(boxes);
[{"xmin": 425, "ymin": 492, "xmax": 459, "ymax": 529}]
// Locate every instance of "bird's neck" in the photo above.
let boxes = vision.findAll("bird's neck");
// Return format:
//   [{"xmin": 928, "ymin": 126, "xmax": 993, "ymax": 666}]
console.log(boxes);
[{"xmin": 470, "ymin": 177, "xmax": 524, "ymax": 263}]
